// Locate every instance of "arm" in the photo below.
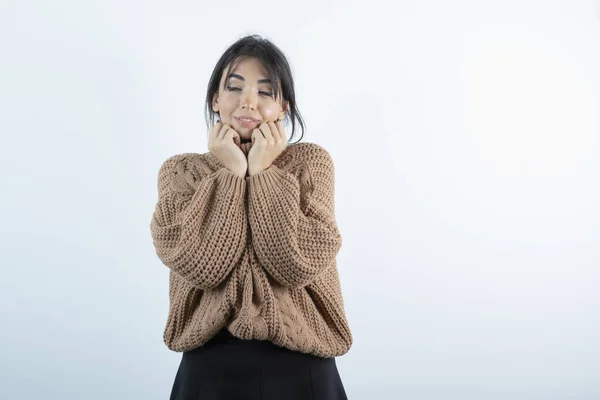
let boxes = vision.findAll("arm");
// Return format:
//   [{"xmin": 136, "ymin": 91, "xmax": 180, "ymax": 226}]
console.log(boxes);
[
  {"xmin": 150, "ymin": 154, "xmax": 247, "ymax": 290},
  {"xmin": 246, "ymin": 144, "xmax": 342, "ymax": 289}
]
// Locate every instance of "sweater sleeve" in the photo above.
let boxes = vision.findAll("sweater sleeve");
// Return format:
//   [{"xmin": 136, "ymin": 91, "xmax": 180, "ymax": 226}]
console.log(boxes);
[
  {"xmin": 150, "ymin": 154, "xmax": 247, "ymax": 290},
  {"xmin": 246, "ymin": 144, "xmax": 342, "ymax": 289}
]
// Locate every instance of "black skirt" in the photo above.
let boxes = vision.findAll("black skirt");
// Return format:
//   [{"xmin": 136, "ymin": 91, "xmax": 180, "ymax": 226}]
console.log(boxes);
[{"xmin": 169, "ymin": 328, "xmax": 349, "ymax": 400}]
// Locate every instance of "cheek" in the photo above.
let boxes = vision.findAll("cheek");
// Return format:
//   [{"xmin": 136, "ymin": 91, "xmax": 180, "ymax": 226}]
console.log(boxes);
[
  {"xmin": 220, "ymin": 96, "xmax": 235, "ymax": 109},
  {"xmin": 261, "ymin": 106, "xmax": 278, "ymax": 120}
]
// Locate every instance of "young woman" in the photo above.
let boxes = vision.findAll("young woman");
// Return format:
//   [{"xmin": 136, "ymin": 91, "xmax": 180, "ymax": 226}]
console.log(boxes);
[{"xmin": 150, "ymin": 34, "xmax": 353, "ymax": 400}]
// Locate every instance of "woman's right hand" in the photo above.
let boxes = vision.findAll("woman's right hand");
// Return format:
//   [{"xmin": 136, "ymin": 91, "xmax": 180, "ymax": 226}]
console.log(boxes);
[{"xmin": 208, "ymin": 120, "xmax": 247, "ymax": 178}]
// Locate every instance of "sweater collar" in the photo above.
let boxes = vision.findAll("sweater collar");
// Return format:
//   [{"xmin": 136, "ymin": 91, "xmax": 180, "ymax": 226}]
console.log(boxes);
[{"xmin": 238, "ymin": 140, "xmax": 254, "ymax": 156}]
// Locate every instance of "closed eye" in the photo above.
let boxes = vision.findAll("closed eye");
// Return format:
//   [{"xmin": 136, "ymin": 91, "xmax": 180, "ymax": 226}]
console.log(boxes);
[{"xmin": 226, "ymin": 86, "xmax": 272, "ymax": 97}]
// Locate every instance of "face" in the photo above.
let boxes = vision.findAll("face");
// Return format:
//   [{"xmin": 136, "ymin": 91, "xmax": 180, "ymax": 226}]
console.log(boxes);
[{"xmin": 212, "ymin": 57, "xmax": 288, "ymax": 143}]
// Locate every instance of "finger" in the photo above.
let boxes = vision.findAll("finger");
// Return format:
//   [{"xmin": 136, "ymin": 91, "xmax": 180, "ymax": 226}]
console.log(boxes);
[
  {"xmin": 258, "ymin": 122, "xmax": 270, "ymax": 139},
  {"xmin": 230, "ymin": 128, "xmax": 240, "ymax": 145},
  {"xmin": 275, "ymin": 120, "xmax": 286, "ymax": 141},
  {"xmin": 259, "ymin": 122, "xmax": 274, "ymax": 143},
  {"xmin": 251, "ymin": 128, "xmax": 262, "ymax": 144},
  {"xmin": 232, "ymin": 130, "xmax": 240, "ymax": 145},
  {"xmin": 225, "ymin": 126, "xmax": 240, "ymax": 145},
  {"xmin": 276, "ymin": 120, "xmax": 285, "ymax": 141},
  {"xmin": 218, "ymin": 124, "xmax": 231, "ymax": 142},
  {"xmin": 276, "ymin": 120, "xmax": 287, "ymax": 140},
  {"xmin": 210, "ymin": 120, "xmax": 222, "ymax": 143},
  {"xmin": 267, "ymin": 121, "xmax": 280, "ymax": 143}
]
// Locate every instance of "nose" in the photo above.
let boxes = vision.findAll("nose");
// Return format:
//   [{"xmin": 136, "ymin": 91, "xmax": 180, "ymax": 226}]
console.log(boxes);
[{"xmin": 240, "ymin": 89, "xmax": 257, "ymax": 110}]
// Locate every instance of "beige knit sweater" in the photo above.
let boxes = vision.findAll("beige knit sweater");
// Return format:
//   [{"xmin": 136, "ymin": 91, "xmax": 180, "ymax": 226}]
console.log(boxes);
[{"xmin": 149, "ymin": 140, "xmax": 352, "ymax": 358}]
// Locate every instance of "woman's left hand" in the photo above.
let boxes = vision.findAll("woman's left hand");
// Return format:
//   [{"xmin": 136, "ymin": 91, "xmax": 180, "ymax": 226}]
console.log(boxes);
[{"xmin": 247, "ymin": 120, "xmax": 286, "ymax": 176}]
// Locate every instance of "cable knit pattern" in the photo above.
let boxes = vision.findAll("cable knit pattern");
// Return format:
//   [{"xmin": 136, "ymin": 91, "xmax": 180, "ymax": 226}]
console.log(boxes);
[{"xmin": 150, "ymin": 140, "xmax": 353, "ymax": 358}]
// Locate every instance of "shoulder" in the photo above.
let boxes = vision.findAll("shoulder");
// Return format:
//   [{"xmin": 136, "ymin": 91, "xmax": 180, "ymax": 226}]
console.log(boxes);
[
  {"xmin": 275, "ymin": 142, "xmax": 337, "ymax": 190},
  {"xmin": 156, "ymin": 152, "xmax": 204, "ymax": 196},
  {"xmin": 287, "ymin": 141, "xmax": 330, "ymax": 155},
  {"xmin": 157, "ymin": 153, "xmax": 199, "ymax": 179},
  {"xmin": 280, "ymin": 141, "xmax": 335, "ymax": 168}
]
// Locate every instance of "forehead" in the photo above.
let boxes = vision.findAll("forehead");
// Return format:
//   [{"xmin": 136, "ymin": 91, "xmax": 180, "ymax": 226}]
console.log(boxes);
[{"xmin": 222, "ymin": 57, "xmax": 270, "ymax": 81}]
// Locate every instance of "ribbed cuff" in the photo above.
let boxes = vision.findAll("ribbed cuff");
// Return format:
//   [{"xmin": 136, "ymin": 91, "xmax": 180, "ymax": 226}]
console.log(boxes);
[
  {"xmin": 245, "ymin": 164, "xmax": 292, "ymax": 189},
  {"xmin": 214, "ymin": 167, "xmax": 247, "ymax": 195}
]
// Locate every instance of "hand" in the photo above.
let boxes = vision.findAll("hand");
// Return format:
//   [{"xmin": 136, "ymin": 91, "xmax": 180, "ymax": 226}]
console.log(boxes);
[
  {"xmin": 208, "ymin": 120, "xmax": 248, "ymax": 178},
  {"xmin": 247, "ymin": 120, "xmax": 286, "ymax": 176}
]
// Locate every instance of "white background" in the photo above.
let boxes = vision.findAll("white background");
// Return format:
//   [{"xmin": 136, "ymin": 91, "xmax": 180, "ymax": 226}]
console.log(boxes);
[{"xmin": 1, "ymin": 0, "xmax": 599, "ymax": 399}]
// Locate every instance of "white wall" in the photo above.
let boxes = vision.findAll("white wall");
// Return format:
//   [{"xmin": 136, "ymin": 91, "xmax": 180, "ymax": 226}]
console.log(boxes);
[{"xmin": 1, "ymin": 0, "xmax": 598, "ymax": 399}]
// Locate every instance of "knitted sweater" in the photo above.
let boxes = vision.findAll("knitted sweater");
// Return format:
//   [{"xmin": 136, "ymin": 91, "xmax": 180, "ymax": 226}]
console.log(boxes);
[{"xmin": 149, "ymin": 140, "xmax": 353, "ymax": 358}]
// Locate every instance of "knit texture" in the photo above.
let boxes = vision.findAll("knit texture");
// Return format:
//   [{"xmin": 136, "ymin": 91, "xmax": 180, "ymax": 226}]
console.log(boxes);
[{"xmin": 150, "ymin": 140, "xmax": 353, "ymax": 358}]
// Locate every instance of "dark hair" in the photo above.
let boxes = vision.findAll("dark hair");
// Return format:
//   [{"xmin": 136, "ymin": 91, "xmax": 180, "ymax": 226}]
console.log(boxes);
[{"xmin": 204, "ymin": 34, "xmax": 305, "ymax": 144}]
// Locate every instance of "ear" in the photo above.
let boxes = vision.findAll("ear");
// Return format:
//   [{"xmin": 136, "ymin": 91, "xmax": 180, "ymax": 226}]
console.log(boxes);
[
  {"xmin": 212, "ymin": 92, "xmax": 219, "ymax": 112},
  {"xmin": 279, "ymin": 100, "xmax": 289, "ymax": 120}
]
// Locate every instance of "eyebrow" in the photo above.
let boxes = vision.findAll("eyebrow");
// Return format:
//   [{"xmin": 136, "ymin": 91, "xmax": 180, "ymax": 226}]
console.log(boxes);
[{"xmin": 227, "ymin": 73, "xmax": 272, "ymax": 85}]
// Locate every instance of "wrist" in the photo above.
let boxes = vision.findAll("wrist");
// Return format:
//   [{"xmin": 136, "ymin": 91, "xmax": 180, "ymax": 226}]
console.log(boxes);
[{"xmin": 248, "ymin": 163, "xmax": 271, "ymax": 176}]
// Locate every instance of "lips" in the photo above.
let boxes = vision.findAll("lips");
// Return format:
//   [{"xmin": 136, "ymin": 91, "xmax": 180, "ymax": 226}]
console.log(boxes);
[{"xmin": 235, "ymin": 117, "xmax": 261, "ymax": 127}]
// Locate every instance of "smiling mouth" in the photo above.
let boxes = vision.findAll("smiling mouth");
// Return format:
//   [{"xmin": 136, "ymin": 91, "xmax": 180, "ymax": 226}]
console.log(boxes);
[{"xmin": 236, "ymin": 117, "xmax": 261, "ymax": 127}]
